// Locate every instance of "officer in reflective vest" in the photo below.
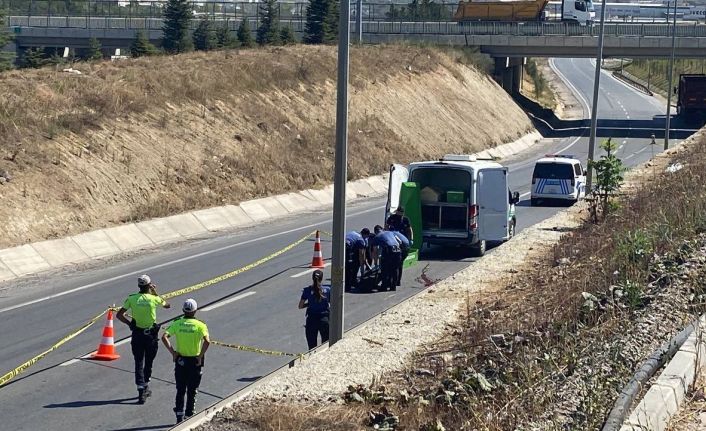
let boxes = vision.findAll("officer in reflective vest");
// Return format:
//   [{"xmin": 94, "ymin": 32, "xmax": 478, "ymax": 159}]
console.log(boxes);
[
  {"xmin": 161, "ymin": 299, "xmax": 210, "ymax": 424},
  {"xmin": 116, "ymin": 274, "xmax": 171, "ymax": 404}
]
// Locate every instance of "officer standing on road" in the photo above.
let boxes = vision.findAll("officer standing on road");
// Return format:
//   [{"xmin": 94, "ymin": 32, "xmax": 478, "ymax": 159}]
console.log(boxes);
[
  {"xmin": 298, "ymin": 269, "xmax": 330, "ymax": 349},
  {"xmin": 386, "ymin": 206, "xmax": 413, "ymax": 245},
  {"xmin": 391, "ymin": 230, "xmax": 410, "ymax": 287},
  {"xmin": 345, "ymin": 228, "xmax": 370, "ymax": 292},
  {"xmin": 161, "ymin": 299, "xmax": 210, "ymax": 424},
  {"xmin": 371, "ymin": 225, "xmax": 403, "ymax": 291},
  {"xmin": 116, "ymin": 274, "xmax": 171, "ymax": 404}
]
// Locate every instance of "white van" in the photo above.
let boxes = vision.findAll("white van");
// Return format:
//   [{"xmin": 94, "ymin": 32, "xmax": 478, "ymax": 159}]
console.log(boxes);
[
  {"xmin": 386, "ymin": 155, "xmax": 519, "ymax": 257},
  {"xmin": 530, "ymin": 155, "xmax": 586, "ymax": 206}
]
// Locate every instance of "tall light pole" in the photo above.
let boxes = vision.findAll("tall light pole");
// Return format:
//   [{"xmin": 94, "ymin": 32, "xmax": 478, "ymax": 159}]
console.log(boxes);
[
  {"xmin": 586, "ymin": 0, "xmax": 609, "ymax": 192},
  {"xmin": 329, "ymin": 0, "xmax": 351, "ymax": 346},
  {"xmin": 356, "ymin": 0, "xmax": 363, "ymax": 44},
  {"xmin": 664, "ymin": 0, "xmax": 678, "ymax": 150}
]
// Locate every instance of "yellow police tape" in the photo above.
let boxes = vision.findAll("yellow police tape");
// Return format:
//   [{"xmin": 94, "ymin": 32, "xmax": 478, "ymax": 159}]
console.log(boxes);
[
  {"xmin": 0, "ymin": 308, "xmax": 109, "ymax": 388},
  {"xmin": 211, "ymin": 340, "xmax": 303, "ymax": 359},
  {"xmin": 160, "ymin": 230, "xmax": 316, "ymax": 301},
  {"xmin": 0, "ymin": 230, "xmax": 319, "ymax": 389}
]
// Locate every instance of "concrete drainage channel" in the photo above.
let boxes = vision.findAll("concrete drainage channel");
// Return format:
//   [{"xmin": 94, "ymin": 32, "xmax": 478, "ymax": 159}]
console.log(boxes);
[{"xmin": 615, "ymin": 316, "xmax": 706, "ymax": 431}]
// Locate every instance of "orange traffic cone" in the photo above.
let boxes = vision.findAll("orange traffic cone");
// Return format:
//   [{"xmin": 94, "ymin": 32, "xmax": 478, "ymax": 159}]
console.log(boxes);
[
  {"xmin": 310, "ymin": 230, "xmax": 325, "ymax": 268},
  {"xmin": 91, "ymin": 309, "xmax": 120, "ymax": 361}
]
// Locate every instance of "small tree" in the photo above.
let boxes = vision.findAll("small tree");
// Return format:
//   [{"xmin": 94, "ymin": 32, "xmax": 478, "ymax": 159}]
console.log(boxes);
[
  {"xmin": 162, "ymin": 0, "xmax": 193, "ymax": 53},
  {"xmin": 216, "ymin": 23, "xmax": 236, "ymax": 48},
  {"xmin": 256, "ymin": 0, "xmax": 280, "ymax": 46},
  {"xmin": 130, "ymin": 31, "xmax": 159, "ymax": 57},
  {"xmin": 280, "ymin": 26, "xmax": 296, "ymax": 45},
  {"xmin": 87, "ymin": 37, "xmax": 103, "ymax": 61},
  {"xmin": 304, "ymin": 0, "xmax": 338, "ymax": 44},
  {"xmin": 21, "ymin": 47, "xmax": 47, "ymax": 69},
  {"xmin": 237, "ymin": 19, "xmax": 254, "ymax": 48},
  {"xmin": 193, "ymin": 17, "xmax": 217, "ymax": 51},
  {"xmin": 588, "ymin": 138, "xmax": 625, "ymax": 222},
  {"xmin": 0, "ymin": 8, "xmax": 14, "ymax": 71},
  {"xmin": 321, "ymin": 0, "xmax": 339, "ymax": 43}
]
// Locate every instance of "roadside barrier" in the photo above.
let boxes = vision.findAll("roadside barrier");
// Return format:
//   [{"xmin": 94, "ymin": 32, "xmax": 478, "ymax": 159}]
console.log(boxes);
[
  {"xmin": 211, "ymin": 340, "xmax": 303, "ymax": 359},
  {"xmin": 0, "ymin": 230, "xmax": 319, "ymax": 389},
  {"xmin": 0, "ymin": 308, "xmax": 109, "ymax": 388}
]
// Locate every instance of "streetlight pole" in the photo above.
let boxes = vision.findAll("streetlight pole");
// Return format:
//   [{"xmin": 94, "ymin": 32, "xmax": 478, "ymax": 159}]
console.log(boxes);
[
  {"xmin": 329, "ymin": 0, "xmax": 351, "ymax": 346},
  {"xmin": 664, "ymin": 0, "xmax": 678, "ymax": 150},
  {"xmin": 356, "ymin": 0, "xmax": 363, "ymax": 44},
  {"xmin": 586, "ymin": 0, "xmax": 608, "ymax": 192}
]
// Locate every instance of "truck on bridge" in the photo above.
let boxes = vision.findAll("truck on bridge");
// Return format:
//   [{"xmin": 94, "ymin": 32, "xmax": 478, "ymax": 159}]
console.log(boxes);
[
  {"xmin": 453, "ymin": 0, "xmax": 595, "ymax": 24},
  {"xmin": 677, "ymin": 74, "xmax": 706, "ymax": 118}
]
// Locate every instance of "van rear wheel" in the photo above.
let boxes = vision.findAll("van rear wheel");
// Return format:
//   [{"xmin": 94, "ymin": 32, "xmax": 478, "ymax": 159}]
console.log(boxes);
[{"xmin": 470, "ymin": 240, "xmax": 486, "ymax": 257}]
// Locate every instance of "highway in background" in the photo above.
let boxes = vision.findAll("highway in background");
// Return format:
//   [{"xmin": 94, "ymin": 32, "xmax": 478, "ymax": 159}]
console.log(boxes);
[{"xmin": 0, "ymin": 58, "xmax": 695, "ymax": 431}]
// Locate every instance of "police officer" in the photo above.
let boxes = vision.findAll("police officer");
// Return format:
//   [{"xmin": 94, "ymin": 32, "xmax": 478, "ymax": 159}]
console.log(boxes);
[
  {"xmin": 391, "ymin": 230, "xmax": 410, "ymax": 287},
  {"xmin": 116, "ymin": 274, "xmax": 171, "ymax": 404},
  {"xmin": 386, "ymin": 206, "xmax": 413, "ymax": 245},
  {"xmin": 345, "ymin": 228, "xmax": 370, "ymax": 292},
  {"xmin": 161, "ymin": 299, "xmax": 210, "ymax": 424},
  {"xmin": 371, "ymin": 225, "xmax": 403, "ymax": 291},
  {"xmin": 298, "ymin": 269, "xmax": 330, "ymax": 349}
]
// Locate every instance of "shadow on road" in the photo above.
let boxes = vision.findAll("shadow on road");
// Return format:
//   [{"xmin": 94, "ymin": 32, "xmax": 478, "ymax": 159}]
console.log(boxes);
[
  {"xmin": 237, "ymin": 376, "xmax": 262, "ymax": 382},
  {"xmin": 44, "ymin": 397, "xmax": 137, "ymax": 408},
  {"xmin": 106, "ymin": 425, "xmax": 174, "ymax": 431},
  {"xmin": 513, "ymin": 93, "xmax": 703, "ymax": 140}
]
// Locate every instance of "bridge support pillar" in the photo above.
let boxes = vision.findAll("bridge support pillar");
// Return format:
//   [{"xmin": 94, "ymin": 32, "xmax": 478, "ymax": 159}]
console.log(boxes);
[{"xmin": 493, "ymin": 57, "xmax": 524, "ymax": 96}]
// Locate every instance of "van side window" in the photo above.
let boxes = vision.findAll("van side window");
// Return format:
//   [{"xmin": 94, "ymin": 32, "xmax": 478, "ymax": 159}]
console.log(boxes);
[{"xmin": 574, "ymin": 163, "xmax": 582, "ymax": 176}]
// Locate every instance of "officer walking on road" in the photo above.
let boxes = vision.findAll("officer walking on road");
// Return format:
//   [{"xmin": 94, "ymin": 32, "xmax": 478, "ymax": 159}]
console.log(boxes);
[
  {"xmin": 298, "ymin": 269, "xmax": 331, "ymax": 349},
  {"xmin": 116, "ymin": 274, "xmax": 171, "ymax": 404},
  {"xmin": 345, "ymin": 228, "xmax": 370, "ymax": 292},
  {"xmin": 161, "ymin": 299, "xmax": 210, "ymax": 424}
]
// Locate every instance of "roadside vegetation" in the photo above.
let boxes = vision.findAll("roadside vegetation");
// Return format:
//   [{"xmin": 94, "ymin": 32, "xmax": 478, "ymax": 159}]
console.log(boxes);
[
  {"xmin": 522, "ymin": 58, "xmax": 558, "ymax": 110},
  {"xmin": 623, "ymin": 59, "xmax": 706, "ymax": 96},
  {"xmin": 214, "ymin": 133, "xmax": 706, "ymax": 430}
]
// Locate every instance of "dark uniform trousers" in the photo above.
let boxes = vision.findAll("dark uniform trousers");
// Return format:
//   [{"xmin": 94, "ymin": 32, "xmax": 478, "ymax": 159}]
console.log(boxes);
[
  {"xmin": 305, "ymin": 313, "xmax": 329, "ymax": 349},
  {"xmin": 345, "ymin": 245, "xmax": 360, "ymax": 292},
  {"xmin": 381, "ymin": 245, "xmax": 402, "ymax": 290},
  {"xmin": 131, "ymin": 326, "xmax": 159, "ymax": 388},
  {"xmin": 398, "ymin": 246, "xmax": 409, "ymax": 287},
  {"xmin": 174, "ymin": 356, "xmax": 203, "ymax": 416}
]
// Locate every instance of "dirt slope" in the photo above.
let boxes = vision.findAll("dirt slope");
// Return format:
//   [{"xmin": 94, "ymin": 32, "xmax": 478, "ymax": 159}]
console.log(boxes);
[{"xmin": 0, "ymin": 45, "xmax": 532, "ymax": 248}]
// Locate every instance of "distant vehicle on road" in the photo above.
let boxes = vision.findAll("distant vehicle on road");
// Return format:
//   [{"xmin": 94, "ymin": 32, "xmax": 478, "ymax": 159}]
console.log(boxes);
[
  {"xmin": 454, "ymin": 0, "xmax": 594, "ymax": 25},
  {"xmin": 676, "ymin": 74, "xmax": 706, "ymax": 118},
  {"xmin": 387, "ymin": 154, "xmax": 520, "ymax": 257},
  {"xmin": 530, "ymin": 154, "xmax": 586, "ymax": 206}
]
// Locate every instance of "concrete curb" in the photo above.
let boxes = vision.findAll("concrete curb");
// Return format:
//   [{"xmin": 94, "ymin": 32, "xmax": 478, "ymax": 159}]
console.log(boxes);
[
  {"xmin": 620, "ymin": 316, "xmax": 706, "ymax": 431},
  {"xmin": 0, "ymin": 130, "xmax": 542, "ymax": 282}
]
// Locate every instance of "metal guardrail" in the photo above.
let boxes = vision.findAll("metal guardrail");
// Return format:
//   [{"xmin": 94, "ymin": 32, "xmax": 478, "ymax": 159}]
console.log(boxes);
[{"xmin": 7, "ymin": 15, "xmax": 706, "ymax": 38}]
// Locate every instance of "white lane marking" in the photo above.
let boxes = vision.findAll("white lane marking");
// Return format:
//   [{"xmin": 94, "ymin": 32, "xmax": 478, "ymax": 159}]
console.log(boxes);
[
  {"xmin": 201, "ymin": 291, "xmax": 256, "ymax": 311},
  {"xmin": 60, "ymin": 338, "xmax": 132, "ymax": 366},
  {"xmin": 625, "ymin": 154, "xmax": 636, "ymax": 160},
  {"xmin": 520, "ymin": 191, "xmax": 531, "ymax": 198},
  {"xmin": 0, "ymin": 206, "xmax": 381, "ymax": 315},
  {"xmin": 291, "ymin": 263, "xmax": 331, "ymax": 278}
]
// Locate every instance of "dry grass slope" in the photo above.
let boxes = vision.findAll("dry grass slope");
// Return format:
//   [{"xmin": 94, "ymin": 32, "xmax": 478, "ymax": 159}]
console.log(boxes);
[{"xmin": 0, "ymin": 45, "xmax": 531, "ymax": 247}]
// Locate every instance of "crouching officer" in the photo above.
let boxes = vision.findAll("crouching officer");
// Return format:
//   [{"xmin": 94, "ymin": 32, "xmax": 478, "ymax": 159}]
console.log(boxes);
[
  {"xmin": 117, "ymin": 274, "xmax": 171, "ymax": 404},
  {"xmin": 161, "ymin": 299, "xmax": 210, "ymax": 424},
  {"xmin": 345, "ymin": 228, "xmax": 369, "ymax": 291},
  {"xmin": 371, "ymin": 225, "xmax": 403, "ymax": 291}
]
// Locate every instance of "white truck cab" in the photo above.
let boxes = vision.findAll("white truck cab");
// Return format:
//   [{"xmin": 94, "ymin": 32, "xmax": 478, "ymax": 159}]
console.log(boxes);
[
  {"xmin": 386, "ymin": 155, "xmax": 519, "ymax": 257},
  {"xmin": 562, "ymin": 0, "xmax": 596, "ymax": 24},
  {"xmin": 530, "ymin": 154, "xmax": 586, "ymax": 206}
]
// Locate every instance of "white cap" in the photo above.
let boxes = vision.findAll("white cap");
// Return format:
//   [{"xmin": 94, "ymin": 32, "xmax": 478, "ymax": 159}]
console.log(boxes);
[
  {"xmin": 183, "ymin": 299, "xmax": 198, "ymax": 313},
  {"xmin": 138, "ymin": 274, "xmax": 151, "ymax": 287}
]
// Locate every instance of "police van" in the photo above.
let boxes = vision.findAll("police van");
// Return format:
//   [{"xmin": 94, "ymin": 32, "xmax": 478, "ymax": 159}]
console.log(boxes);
[
  {"xmin": 530, "ymin": 154, "xmax": 586, "ymax": 206},
  {"xmin": 386, "ymin": 155, "xmax": 519, "ymax": 257}
]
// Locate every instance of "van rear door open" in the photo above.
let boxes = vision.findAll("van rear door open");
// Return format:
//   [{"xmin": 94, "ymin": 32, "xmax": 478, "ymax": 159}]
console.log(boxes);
[
  {"xmin": 386, "ymin": 164, "xmax": 409, "ymax": 219},
  {"xmin": 477, "ymin": 168, "xmax": 510, "ymax": 241}
]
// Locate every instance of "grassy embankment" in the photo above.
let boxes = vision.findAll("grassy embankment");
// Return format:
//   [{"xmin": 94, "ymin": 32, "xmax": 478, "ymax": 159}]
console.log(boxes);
[
  {"xmin": 624, "ymin": 58, "xmax": 706, "ymax": 96},
  {"xmin": 229, "ymin": 130, "xmax": 706, "ymax": 430},
  {"xmin": 522, "ymin": 58, "xmax": 558, "ymax": 110}
]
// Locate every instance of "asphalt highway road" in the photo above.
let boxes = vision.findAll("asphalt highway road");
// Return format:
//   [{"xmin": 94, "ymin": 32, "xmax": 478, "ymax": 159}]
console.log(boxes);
[{"xmin": 0, "ymin": 57, "xmax": 697, "ymax": 431}]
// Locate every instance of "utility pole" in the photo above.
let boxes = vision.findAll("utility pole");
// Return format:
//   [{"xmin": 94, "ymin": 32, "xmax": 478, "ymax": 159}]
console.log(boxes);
[
  {"xmin": 586, "ymin": 0, "xmax": 609, "ymax": 192},
  {"xmin": 356, "ymin": 0, "xmax": 363, "ymax": 44},
  {"xmin": 664, "ymin": 0, "xmax": 678, "ymax": 151},
  {"xmin": 329, "ymin": 0, "xmax": 351, "ymax": 346}
]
